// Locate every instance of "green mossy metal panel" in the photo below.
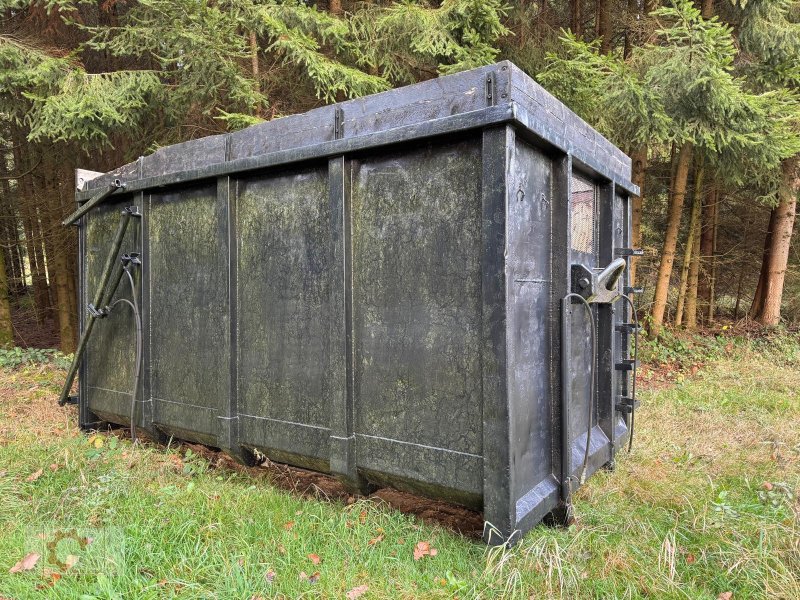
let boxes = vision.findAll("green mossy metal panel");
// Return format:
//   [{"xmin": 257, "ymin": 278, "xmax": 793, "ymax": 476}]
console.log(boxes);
[
  {"xmin": 148, "ymin": 184, "xmax": 228, "ymax": 442},
  {"xmin": 351, "ymin": 139, "xmax": 483, "ymax": 492},
  {"xmin": 236, "ymin": 166, "xmax": 333, "ymax": 465}
]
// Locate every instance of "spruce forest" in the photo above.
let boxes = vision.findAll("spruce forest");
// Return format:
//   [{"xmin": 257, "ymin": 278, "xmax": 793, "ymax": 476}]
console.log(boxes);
[{"xmin": 0, "ymin": 0, "xmax": 798, "ymax": 351}]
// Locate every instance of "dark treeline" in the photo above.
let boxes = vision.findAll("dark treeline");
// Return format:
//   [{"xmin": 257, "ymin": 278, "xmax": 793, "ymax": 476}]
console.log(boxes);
[{"xmin": 0, "ymin": 0, "xmax": 798, "ymax": 352}]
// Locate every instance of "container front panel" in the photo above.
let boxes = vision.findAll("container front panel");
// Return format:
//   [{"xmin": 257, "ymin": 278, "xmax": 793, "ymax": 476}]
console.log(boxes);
[
  {"xmin": 148, "ymin": 184, "xmax": 229, "ymax": 443},
  {"xmin": 351, "ymin": 138, "xmax": 484, "ymax": 500},
  {"xmin": 84, "ymin": 198, "xmax": 140, "ymax": 422},
  {"xmin": 505, "ymin": 140, "xmax": 559, "ymax": 519},
  {"xmin": 236, "ymin": 166, "xmax": 333, "ymax": 467}
]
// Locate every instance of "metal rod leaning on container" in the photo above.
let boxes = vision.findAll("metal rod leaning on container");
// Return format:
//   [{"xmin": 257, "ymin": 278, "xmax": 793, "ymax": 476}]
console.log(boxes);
[
  {"xmin": 58, "ymin": 207, "xmax": 136, "ymax": 406},
  {"xmin": 62, "ymin": 179, "xmax": 126, "ymax": 227}
]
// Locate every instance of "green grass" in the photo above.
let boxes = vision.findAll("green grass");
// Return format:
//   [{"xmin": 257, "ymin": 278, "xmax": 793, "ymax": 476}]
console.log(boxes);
[{"xmin": 0, "ymin": 335, "xmax": 798, "ymax": 599}]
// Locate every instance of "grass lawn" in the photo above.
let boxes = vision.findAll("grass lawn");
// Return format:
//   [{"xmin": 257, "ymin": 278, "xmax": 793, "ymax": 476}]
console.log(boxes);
[{"xmin": 0, "ymin": 334, "xmax": 798, "ymax": 599}]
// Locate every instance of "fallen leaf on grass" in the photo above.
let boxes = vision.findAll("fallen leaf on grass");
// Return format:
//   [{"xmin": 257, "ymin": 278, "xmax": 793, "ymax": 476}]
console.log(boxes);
[
  {"xmin": 88, "ymin": 435, "xmax": 104, "ymax": 449},
  {"xmin": 64, "ymin": 555, "xmax": 79, "ymax": 570},
  {"xmin": 368, "ymin": 534, "xmax": 384, "ymax": 546},
  {"xmin": 265, "ymin": 570, "xmax": 276, "ymax": 583},
  {"xmin": 9, "ymin": 552, "xmax": 40, "ymax": 573},
  {"xmin": 26, "ymin": 469, "xmax": 43, "ymax": 482},
  {"xmin": 359, "ymin": 510, "xmax": 367, "ymax": 524},
  {"xmin": 277, "ymin": 544, "xmax": 286, "ymax": 555},
  {"xmin": 346, "ymin": 584, "xmax": 369, "ymax": 599},
  {"xmin": 685, "ymin": 554, "xmax": 696, "ymax": 565},
  {"xmin": 299, "ymin": 571, "xmax": 320, "ymax": 584},
  {"xmin": 36, "ymin": 571, "xmax": 62, "ymax": 590},
  {"xmin": 284, "ymin": 521, "xmax": 295, "ymax": 531},
  {"xmin": 307, "ymin": 553, "xmax": 321, "ymax": 565},
  {"xmin": 718, "ymin": 593, "xmax": 733, "ymax": 600},
  {"xmin": 49, "ymin": 463, "xmax": 58, "ymax": 472},
  {"xmin": 762, "ymin": 482, "xmax": 774, "ymax": 491},
  {"xmin": 413, "ymin": 541, "xmax": 437, "ymax": 560}
]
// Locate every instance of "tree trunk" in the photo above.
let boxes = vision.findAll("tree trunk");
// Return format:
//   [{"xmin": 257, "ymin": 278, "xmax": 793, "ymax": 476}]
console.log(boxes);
[
  {"xmin": 701, "ymin": 0, "xmax": 714, "ymax": 19},
  {"xmin": 59, "ymin": 157, "xmax": 79, "ymax": 336},
  {"xmin": 755, "ymin": 156, "xmax": 799, "ymax": 326},
  {"xmin": 675, "ymin": 161, "xmax": 703, "ymax": 327},
  {"xmin": 0, "ymin": 247, "xmax": 12, "ymax": 347},
  {"xmin": 31, "ymin": 195, "xmax": 52, "ymax": 312},
  {"xmin": 0, "ymin": 176, "xmax": 24, "ymax": 295},
  {"xmin": 249, "ymin": 30, "xmax": 260, "ymax": 92},
  {"xmin": 750, "ymin": 206, "xmax": 776, "ymax": 318},
  {"xmin": 707, "ymin": 193, "xmax": 719, "ymax": 323},
  {"xmin": 11, "ymin": 142, "xmax": 49, "ymax": 323},
  {"xmin": 629, "ymin": 144, "xmax": 647, "ymax": 286},
  {"xmin": 44, "ymin": 148, "xmax": 78, "ymax": 352},
  {"xmin": 684, "ymin": 173, "xmax": 703, "ymax": 329},
  {"xmin": 698, "ymin": 184, "xmax": 716, "ymax": 322},
  {"xmin": 597, "ymin": 0, "xmax": 612, "ymax": 53},
  {"xmin": 329, "ymin": 0, "xmax": 343, "ymax": 15},
  {"xmin": 733, "ymin": 231, "xmax": 747, "ymax": 322},
  {"xmin": 650, "ymin": 140, "xmax": 693, "ymax": 337},
  {"xmin": 571, "ymin": 0, "xmax": 583, "ymax": 37}
]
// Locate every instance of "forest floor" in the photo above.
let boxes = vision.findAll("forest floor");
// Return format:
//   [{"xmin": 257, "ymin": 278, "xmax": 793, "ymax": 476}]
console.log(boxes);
[{"xmin": 0, "ymin": 331, "xmax": 798, "ymax": 599}]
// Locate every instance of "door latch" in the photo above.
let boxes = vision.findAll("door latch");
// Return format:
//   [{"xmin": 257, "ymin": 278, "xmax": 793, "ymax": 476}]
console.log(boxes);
[{"xmin": 570, "ymin": 257, "xmax": 626, "ymax": 303}]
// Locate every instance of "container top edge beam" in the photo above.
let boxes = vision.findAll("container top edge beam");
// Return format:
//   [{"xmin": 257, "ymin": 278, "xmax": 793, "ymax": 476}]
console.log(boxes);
[{"xmin": 78, "ymin": 61, "xmax": 637, "ymax": 201}]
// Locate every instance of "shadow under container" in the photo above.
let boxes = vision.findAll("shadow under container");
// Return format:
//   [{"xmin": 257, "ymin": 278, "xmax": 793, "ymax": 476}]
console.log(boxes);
[{"xmin": 74, "ymin": 61, "xmax": 639, "ymax": 544}]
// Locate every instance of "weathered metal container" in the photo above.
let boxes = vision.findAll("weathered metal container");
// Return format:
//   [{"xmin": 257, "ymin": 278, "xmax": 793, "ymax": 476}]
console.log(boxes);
[{"xmin": 69, "ymin": 61, "xmax": 639, "ymax": 544}]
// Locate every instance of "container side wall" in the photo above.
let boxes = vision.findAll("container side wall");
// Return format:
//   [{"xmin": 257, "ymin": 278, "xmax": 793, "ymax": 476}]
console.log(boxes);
[
  {"xmin": 351, "ymin": 137, "xmax": 484, "ymax": 507},
  {"xmin": 84, "ymin": 197, "xmax": 140, "ymax": 424},
  {"xmin": 148, "ymin": 183, "xmax": 228, "ymax": 445},
  {"xmin": 235, "ymin": 165, "xmax": 333, "ymax": 471},
  {"xmin": 505, "ymin": 138, "xmax": 560, "ymax": 531}
]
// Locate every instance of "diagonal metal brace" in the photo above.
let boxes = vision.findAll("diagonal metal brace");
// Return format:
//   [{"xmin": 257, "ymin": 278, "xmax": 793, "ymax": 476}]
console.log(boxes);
[{"xmin": 63, "ymin": 179, "xmax": 126, "ymax": 226}]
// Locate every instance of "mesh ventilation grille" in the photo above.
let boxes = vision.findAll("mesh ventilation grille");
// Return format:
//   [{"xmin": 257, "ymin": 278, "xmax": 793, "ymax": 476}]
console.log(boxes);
[{"xmin": 570, "ymin": 175, "xmax": 596, "ymax": 255}]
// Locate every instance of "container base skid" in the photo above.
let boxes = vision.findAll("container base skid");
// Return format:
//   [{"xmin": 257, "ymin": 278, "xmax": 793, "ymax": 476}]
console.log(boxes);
[{"xmin": 72, "ymin": 61, "xmax": 638, "ymax": 544}]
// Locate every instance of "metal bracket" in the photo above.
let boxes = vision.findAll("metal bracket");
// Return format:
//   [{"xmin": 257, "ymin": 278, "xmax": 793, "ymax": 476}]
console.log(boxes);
[
  {"xmin": 334, "ymin": 107, "xmax": 345, "ymax": 140},
  {"xmin": 615, "ymin": 248, "xmax": 644, "ymax": 257},
  {"xmin": 615, "ymin": 323, "xmax": 641, "ymax": 333},
  {"xmin": 615, "ymin": 359, "xmax": 638, "ymax": 371},
  {"xmin": 624, "ymin": 286, "xmax": 643, "ymax": 295},
  {"xmin": 615, "ymin": 396, "xmax": 640, "ymax": 415},
  {"xmin": 485, "ymin": 72, "xmax": 496, "ymax": 106},
  {"xmin": 121, "ymin": 252, "xmax": 142, "ymax": 267},
  {"xmin": 87, "ymin": 303, "xmax": 107, "ymax": 319},
  {"xmin": 61, "ymin": 394, "xmax": 79, "ymax": 406},
  {"xmin": 125, "ymin": 206, "xmax": 142, "ymax": 218}
]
